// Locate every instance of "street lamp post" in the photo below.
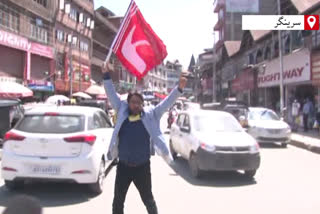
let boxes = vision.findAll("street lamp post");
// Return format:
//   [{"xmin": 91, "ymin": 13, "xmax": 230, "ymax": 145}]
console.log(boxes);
[
  {"xmin": 69, "ymin": 33, "xmax": 73, "ymax": 98},
  {"xmin": 277, "ymin": 0, "xmax": 285, "ymax": 117}
]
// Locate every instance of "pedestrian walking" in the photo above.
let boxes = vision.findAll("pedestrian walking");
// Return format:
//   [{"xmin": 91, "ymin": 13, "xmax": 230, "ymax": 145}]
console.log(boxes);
[
  {"xmin": 102, "ymin": 62, "xmax": 187, "ymax": 214},
  {"xmin": 291, "ymin": 99, "xmax": 301, "ymax": 132},
  {"xmin": 303, "ymin": 98, "xmax": 313, "ymax": 132}
]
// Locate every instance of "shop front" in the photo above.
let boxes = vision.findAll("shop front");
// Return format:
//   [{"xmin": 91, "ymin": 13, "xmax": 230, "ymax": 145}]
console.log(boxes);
[
  {"xmin": 0, "ymin": 28, "xmax": 55, "ymax": 99},
  {"xmin": 231, "ymin": 68, "xmax": 255, "ymax": 106},
  {"xmin": 257, "ymin": 48, "xmax": 312, "ymax": 112},
  {"xmin": 55, "ymin": 55, "xmax": 91, "ymax": 95}
]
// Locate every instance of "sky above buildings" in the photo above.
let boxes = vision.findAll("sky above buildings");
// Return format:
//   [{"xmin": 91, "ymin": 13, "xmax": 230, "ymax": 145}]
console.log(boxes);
[{"xmin": 94, "ymin": 0, "xmax": 217, "ymax": 69}]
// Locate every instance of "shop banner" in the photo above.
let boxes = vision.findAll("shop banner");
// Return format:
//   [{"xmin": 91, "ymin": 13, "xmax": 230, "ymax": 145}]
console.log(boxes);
[
  {"xmin": 0, "ymin": 29, "xmax": 30, "ymax": 51},
  {"xmin": 258, "ymin": 48, "xmax": 311, "ymax": 88},
  {"xmin": 232, "ymin": 69, "xmax": 254, "ymax": 92},
  {"xmin": 30, "ymin": 43, "xmax": 54, "ymax": 59}
]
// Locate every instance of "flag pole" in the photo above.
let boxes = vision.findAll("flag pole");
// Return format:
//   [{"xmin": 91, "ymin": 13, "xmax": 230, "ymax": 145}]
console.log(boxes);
[{"xmin": 105, "ymin": 0, "xmax": 134, "ymax": 63}]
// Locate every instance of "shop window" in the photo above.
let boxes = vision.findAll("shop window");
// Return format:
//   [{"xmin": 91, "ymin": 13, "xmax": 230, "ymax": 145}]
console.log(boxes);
[
  {"xmin": 248, "ymin": 53, "xmax": 255, "ymax": 65},
  {"xmin": 292, "ymin": 31, "xmax": 303, "ymax": 50},
  {"xmin": 33, "ymin": 0, "xmax": 47, "ymax": 8},
  {"xmin": 0, "ymin": 8, "xmax": 19, "ymax": 32},
  {"xmin": 264, "ymin": 46, "xmax": 271, "ymax": 60},
  {"xmin": 284, "ymin": 36, "xmax": 291, "ymax": 54},
  {"xmin": 80, "ymin": 41, "xmax": 89, "ymax": 52},
  {"xmin": 256, "ymin": 49, "xmax": 263, "ymax": 63},
  {"xmin": 55, "ymin": 29, "xmax": 65, "ymax": 43},
  {"xmin": 72, "ymin": 36, "xmax": 78, "ymax": 47},
  {"xmin": 70, "ymin": 7, "xmax": 77, "ymax": 21},
  {"xmin": 273, "ymin": 41, "xmax": 279, "ymax": 58},
  {"xmin": 30, "ymin": 24, "xmax": 48, "ymax": 44}
]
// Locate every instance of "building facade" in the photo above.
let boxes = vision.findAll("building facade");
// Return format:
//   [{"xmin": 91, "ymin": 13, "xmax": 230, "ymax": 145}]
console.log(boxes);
[
  {"xmin": 216, "ymin": 0, "xmax": 320, "ymax": 118},
  {"xmin": 212, "ymin": 0, "xmax": 278, "ymax": 103},
  {"xmin": 53, "ymin": 0, "xmax": 95, "ymax": 96},
  {"xmin": 0, "ymin": 0, "xmax": 56, "ymax": 100},
  {"xmin": 166, "ymin": 60, "xmax": 182, "ymax": 93}
]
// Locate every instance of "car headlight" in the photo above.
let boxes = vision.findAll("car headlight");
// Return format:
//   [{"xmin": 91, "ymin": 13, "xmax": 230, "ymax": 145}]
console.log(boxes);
[
  {"xmin": 249, "ymin": 143, "xmax": 260, "ymax": 154},
  {"xmin": 200, "ymin": 143, "xmax": 216, "ymax": 152},
  {"xmin": 286, "ymin": 127, "xmax": 292, "ymax": 133}
]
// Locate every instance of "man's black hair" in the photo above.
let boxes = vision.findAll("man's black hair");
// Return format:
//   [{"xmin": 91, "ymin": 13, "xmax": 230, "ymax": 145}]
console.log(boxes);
[{"xmin": 127, "ymin": 92, "xmax": 144, "ymax": 103}]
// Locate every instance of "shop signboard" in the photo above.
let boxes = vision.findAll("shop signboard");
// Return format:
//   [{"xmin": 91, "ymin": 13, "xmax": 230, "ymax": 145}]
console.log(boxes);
[{"xmin": 258, "ymin": 48, "xmax": 311, "ymax": 88}]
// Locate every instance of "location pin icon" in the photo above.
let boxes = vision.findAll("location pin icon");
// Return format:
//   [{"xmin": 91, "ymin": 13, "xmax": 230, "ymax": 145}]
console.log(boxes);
[{"xmin": 308, "ymin": 16, "xmax": 316, "ymax": 29}]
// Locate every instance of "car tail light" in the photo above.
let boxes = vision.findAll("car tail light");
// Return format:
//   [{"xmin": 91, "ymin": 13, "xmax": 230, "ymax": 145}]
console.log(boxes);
[
  {"xmin": 44, "ymin": 112, "xmax": 59, "ymax": 116},
  {"xmin": 4, "ymin": 132, "xmax": 25, "ymax": 141},
  {"xmin": 64, "ymin": 134, "xmax": 96, "ymax": 145},
  {"xmin": 71, "ymin": 170, "xmax": 91, "ymax": 174},
  {"xmin": 2, "ymin": 167, "xmax": 17, "ymax": 172}
]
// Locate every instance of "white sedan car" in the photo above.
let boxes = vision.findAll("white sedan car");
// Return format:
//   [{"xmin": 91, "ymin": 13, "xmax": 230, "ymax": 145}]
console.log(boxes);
[
  {"xmin": 170, "ymin": 110, "xmax": 260, "ymax": 178},
  {"xmin": 1, "ymin": 106, "xmax": 113, "ymax": 194},
  {"xmin": 247, "ymin": 107, "xmax": 291, "ymax": 147}
]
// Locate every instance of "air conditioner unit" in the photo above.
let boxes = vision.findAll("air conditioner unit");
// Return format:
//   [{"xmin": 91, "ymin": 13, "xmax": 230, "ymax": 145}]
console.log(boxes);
[
  {"xmin": 87, "ymin": 18, "xmax": 91, "ymax": 27},
  {"xmin": 65, "ymin": 3, "xmax": 71, "ymax": 14},
  {"xmin": 90, "ymin": 20, "xmax": 95, "ymax": 29},
  {"xmin": 59, "ymin": 0, "xmax": 65, "ymax": 10}
]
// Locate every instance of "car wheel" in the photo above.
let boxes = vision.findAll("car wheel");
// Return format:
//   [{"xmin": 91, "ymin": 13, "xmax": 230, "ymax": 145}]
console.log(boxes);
[
  {"xmin": 5, "ymin": 180, "xmax": 24, "ymax": 191},
  {"xmin": 244, "ymin": 170, "xmax": 256, "ymax": 178},
  {"xmin": 89, "ymin": 160, "xmax": 106, "ymax": 195},
  {"xmin": 189, "ymin": 153, "xmax": 202, "ymax": 178},
  {"xmin": 169, "ymin": 140, "xmax": 178, "ymax": 161},
  {"xmin": 281, "ymin": 143, "xmax": 288, "ymax": 148}
]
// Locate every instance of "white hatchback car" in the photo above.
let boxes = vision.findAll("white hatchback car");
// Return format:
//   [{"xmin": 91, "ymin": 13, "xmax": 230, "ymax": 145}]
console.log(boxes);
[
  {"xmin": 247, "ymin": 107, "xmax": 291, "ymax": 147},
  {"xmin": 1, "ymin": 106, "xmax": 113, "ymax": 194},
  {"xmin": 170, "ymin": 110, "xmax": 260, "ymax": 178}
]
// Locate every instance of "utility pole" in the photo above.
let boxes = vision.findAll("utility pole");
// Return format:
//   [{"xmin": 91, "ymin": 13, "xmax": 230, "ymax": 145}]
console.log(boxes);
[
  {"xmin": 69, "ymin": 33, "xmax": 74, "ymax": 98},
  {"xmin": 277, "ymin": 0, "xmax": 285, "ymax": 117}
]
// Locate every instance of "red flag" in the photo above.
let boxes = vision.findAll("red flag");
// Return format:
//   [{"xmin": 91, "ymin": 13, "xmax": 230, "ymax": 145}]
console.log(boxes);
[{"xmin": 112, "ymin": 1, "xmax": 167, "ymax": 80}]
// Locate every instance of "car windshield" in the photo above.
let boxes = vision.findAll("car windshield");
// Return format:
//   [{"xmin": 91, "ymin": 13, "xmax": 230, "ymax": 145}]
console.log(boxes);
[
  {"xmin": 193, "ymin": 114, "xmax": 243, "ymax": 132},
  {"xmin": 249, "ymin": 110, "xmax": 280, "ymax": 121},
  {"xmin": 16, "ymin": 115, "xmax": 85, "ymax": 134}
]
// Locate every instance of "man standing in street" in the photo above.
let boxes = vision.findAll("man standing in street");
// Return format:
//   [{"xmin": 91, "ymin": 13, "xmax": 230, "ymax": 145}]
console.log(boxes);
[
  {"xmin": 303, "ymin": 98, "xmax": 313, "ymax": 132},
  {"xmin": 291, "ymin": 99, "xmax": 300, "ymax": 132},
  {"xmin": 102, "ymin": 62, "xmax": 187, "ymax": 214}
]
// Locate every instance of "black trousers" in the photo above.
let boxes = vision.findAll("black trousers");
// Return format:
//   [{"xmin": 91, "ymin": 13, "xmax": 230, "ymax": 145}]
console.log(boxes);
[
  {"xmin": 303, "ymin": 114, "xmax": 309, "ymax": 131},
  {"xmin": 112, "ymin": 161, "xmax": 158, "ymax": 214}
]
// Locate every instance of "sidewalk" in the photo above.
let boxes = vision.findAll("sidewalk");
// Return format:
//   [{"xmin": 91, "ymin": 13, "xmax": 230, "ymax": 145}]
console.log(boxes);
[{"xmin": 290, "ymin": 129, "xmax": 320, "ymax": 154}]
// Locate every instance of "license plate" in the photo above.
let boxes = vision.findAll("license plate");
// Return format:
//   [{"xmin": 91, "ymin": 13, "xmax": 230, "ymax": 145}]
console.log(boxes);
[
  {"xmin": 232, "ymin": 158, "xmax": 248, "ymax": 167},
  {"xmin": 31, "ymin": 165, "xmax": 61, "ymax": 175}
]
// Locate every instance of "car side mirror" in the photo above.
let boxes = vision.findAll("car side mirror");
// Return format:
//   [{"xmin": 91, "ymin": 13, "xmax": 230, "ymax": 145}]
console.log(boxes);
[{"xmin": 180, "ymin": 126, "xmax": 190, "ymax": 133}]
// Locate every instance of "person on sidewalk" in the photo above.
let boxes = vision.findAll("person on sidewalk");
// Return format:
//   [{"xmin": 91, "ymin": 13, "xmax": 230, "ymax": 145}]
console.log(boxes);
[
  {"xmin": 292, "ymin": 99, "xmax": 301, "ymax": 132},
  {"xmin": 303, "ymin": 98, "xmax": 313, "ymax": 132},
  {"xmin": 102, "ymin": 62, "xmax": 187, "ymax": 214}
]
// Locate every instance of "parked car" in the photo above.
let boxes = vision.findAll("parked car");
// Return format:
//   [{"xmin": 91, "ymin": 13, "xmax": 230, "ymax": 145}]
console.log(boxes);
[
  {"xmin": 183, "ymin": 102, "xmax": 201, "ymax": 111},
  {"xmin": 202, "ymin": 100, "xmax": 249, "ymax": 128},
  {"xmin": 170, "ymin": 110, "xmax": 260, "ymax": 178},
  {"xmin": 247, "ymin": 107, "xmax": 291, "ymax": 147},
  {"xmin": 0, "ymin": 99, "xmax": 24, "ymax": 147},
  {"xmin": 1, "ymin": 106, "xmax": 113, "ymax": 194}
]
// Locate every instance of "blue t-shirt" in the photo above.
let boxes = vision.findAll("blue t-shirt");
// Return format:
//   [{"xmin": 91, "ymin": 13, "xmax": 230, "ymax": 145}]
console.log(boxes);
[{"xmin": 118, "ymin": 118, "xmax": 151, "ymax": 165}]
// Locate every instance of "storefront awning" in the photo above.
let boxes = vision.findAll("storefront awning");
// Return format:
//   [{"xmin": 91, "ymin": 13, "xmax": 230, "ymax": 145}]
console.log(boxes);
[{"xmin": 28, "ymin": 84, "xmax": 54, "ymax": 92}]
